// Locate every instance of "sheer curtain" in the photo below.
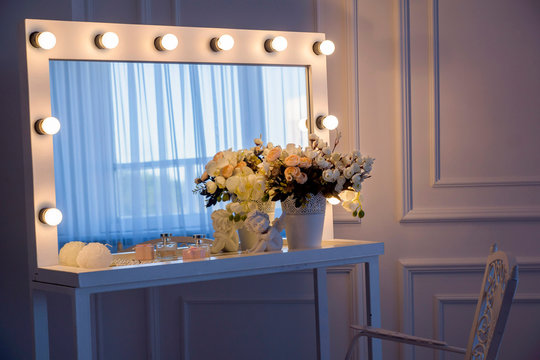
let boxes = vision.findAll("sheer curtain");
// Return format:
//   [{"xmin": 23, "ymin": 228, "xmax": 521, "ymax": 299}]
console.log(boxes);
[{"xmin": 50, "ymin": 61, "xmax": 307, "ymax": 250}]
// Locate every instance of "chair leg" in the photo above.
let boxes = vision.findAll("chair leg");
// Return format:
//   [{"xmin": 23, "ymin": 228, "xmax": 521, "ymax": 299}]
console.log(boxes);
[{"xmin": 345, "ymin": 333, "xmax": 365, "ymax": 360}]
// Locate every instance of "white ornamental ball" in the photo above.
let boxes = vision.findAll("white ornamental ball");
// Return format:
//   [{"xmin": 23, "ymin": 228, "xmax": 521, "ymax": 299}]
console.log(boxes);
[
  {"xmin": 76, "ymin": 243, "xmax": 113, "ymax": 269},
  {"xmin": 58, "ymin": 241, "xmax": 86, "ymax": 267}
]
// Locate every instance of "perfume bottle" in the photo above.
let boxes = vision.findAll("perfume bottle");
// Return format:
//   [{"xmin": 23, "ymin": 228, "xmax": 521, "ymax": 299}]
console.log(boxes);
[
  {"xmin": 182, "ymin": 234, "xmax": 210, "ymax": 260},
  {"xmin": 156, "ymin": 233, "xmax": 178, "ymax": 260}
]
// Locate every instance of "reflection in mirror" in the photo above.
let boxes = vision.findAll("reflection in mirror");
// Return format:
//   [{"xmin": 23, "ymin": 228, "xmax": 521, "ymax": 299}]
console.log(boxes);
[{"xmin": 49, "ymin": 60, "xmax": 309, "ymax": 251}]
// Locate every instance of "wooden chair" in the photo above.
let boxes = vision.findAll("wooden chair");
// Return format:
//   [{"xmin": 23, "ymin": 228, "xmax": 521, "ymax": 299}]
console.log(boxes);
[{"xmin": 345, "ymin": 244, "xmax": 519, "ymax": 360}]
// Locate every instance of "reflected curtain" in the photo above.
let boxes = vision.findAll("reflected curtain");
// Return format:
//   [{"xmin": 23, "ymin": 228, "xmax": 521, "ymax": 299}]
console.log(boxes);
[{"xmin": 50, "ymin": 61, "xmax": 307, "ymax": 249}]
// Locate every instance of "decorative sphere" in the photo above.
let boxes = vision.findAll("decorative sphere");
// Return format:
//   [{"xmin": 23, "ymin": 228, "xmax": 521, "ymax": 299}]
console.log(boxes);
[
  {"xmin": 58, "ymin": 241, "xmax": 86, "ymax": 267},
  {"xmin": 76, "ymin": 243, "xmax": 113, "ymax": 269}
]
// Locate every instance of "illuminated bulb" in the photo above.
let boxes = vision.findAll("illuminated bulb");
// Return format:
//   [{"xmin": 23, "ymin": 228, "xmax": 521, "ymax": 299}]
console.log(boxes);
[
  {"xmin": 265, "ymin": 36, "xmax": 288, "ymax": 52},
  {"xmin": 327, "ymin": 197, "xmax": 341, "ymax": 205},
  {"xmin": 35, "ymin": 117, "xmax": 61, "ymax": 135},
  {"xmin": 316, "ymin": 115, "xmax": 339, "ymax": 130},
  {"xmin": 313, "ymin": 40, "xmax": 335, "ymax": 56},
  {"xmin": 30, "ymin": 32, "xmax": 56, "ymax": 50},
  {"xmin": 95, "ymin": 32, "xmax": 119, "ymax": 49},
  {"xmin": 39, "ymin": 208, "xmax": 63, "ymax": 226},
  {"xmin": 155, "ymin": 33, "xmax": 178, "ymax": 51},
  {"xmin": 298, "ymin": 119, "xmax": 308, "ymax": 132},
  {"xmin": 211, "ymin": 34, "xmax": 234, "ymax": 51}
]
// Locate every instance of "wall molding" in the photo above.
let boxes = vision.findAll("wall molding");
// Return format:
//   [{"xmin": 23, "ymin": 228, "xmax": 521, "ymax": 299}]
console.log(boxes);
[
  {"xmin": 399, "ymin": 257, "xmax": 540, "ymax": 360},
  {"xmin": 399, "ymin": 0, "xmax": 540, "ymax": 222}
]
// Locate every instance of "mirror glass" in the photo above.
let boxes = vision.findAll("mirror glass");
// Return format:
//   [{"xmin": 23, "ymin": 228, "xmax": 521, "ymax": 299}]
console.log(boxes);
[{"xmin": 49, "ymin": 60, "xmax": 309, "ymax": 251}]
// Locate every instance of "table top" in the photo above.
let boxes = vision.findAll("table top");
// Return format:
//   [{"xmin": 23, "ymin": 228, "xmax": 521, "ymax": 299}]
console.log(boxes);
[{"xmin": 33, "ymin": 239, "xmax": 384, "ymax": 290}]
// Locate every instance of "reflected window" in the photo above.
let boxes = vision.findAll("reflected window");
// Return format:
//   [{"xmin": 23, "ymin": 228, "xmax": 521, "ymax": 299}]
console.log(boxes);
[{"xmin": 50, "ymin": 60, "xmax": 308, "ymax": 251}]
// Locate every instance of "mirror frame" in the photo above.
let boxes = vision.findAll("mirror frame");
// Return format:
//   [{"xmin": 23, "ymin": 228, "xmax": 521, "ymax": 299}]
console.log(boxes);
[{"xmin": 21, "ymin": 19, "xmax": 333, "ymax": 268}]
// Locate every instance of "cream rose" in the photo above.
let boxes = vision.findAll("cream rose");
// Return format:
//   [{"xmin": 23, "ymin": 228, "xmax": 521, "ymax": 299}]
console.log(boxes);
[
  {"xmin": 221, "ymin": 164, "xmax": 234, "ymax": 178},
  {"xmin": 267, "ymin": 147, "xmax": 282, "ymax": 162},
  {"xmin": 206, "ymin": 181, "xmax": 217, "ymax": 194},
  {"xmin": 295, "ymin": 172, "xmax": 308, "ymax": 184},
  {"xmin": 284, "ymin": 154, "xmax": 300, "ymax": 167},
  {"xmin": 284, "ymin": 166, "xmax": 301, "ymax": 182},
  {"xmin": 298, "ymin": 157, "xmax": 312, "ymax": 168}
]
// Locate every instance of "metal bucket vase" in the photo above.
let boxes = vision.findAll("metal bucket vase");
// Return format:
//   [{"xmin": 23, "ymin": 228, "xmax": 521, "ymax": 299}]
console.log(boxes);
[
  {"xmin": 238, "ymin": 200, "xmax": 275, "ymax": 251},
  {"xmin": 281, "ymin": 193, "xmax": 326, "ymax": 250}
]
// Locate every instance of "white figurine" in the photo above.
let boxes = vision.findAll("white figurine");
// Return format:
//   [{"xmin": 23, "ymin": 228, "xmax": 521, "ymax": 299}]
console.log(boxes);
[
  {"xmin": 243, "ymin": 210, "xmax": 284, "ymax": 253},
  {"xmin": 210, "ymin": 210, "xmax": 240, "ymax": 253}
]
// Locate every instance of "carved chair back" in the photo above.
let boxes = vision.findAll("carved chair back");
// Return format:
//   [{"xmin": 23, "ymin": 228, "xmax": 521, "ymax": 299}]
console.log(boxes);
[{"xmin": 465, "ymin": 244, "xmax": 519, "ymax": 360}]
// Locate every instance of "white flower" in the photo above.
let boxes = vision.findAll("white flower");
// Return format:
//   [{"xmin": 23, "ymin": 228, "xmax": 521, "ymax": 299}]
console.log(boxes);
[
  {"xmin": 206, "ymin": 181, "xmax": 217, "ymax": 194},
  {"xmin": 343, "ymin": 166, "xmax": 355, "ymax": 179},
  {"xmin": 215, "ymin": 176, "xmax": 226, "ymax": 188},
  {"xmin": 343, "ymin": 153, "xmax": 353, "ymax": 166},
  {"xmin": 340, "ymin": 190, "xmax": 362, "ymax": 213},
  {"xmin": 322, "ymin": 147, "xmax": 332, "ymax": 156},
  {"xmin": 352, "ymin": 182, "xmax": 362, "ymax": 192},
  {"xmin": 304, "ymin": 148, "xmax": 318, "ymax": 159},
  {"xmin": 322, "ymin": 169, "xmax": 340, "ymax": 182},
  {"xmin": 352, "ymin": 173, "xmax": 364, "ymax": 185},
  {"xmin": 363, "ymin": 156, "xmax": 375, "ymax": 172},
  {"xmin": 317, "ymin": 139, "xmax": 327, "ymax": 150},
  {"xmin": 267, "ymin": 142, "xmax": 274, "ymax": 149},
  {"xmin": 286, "ymin": 143, "xmax": 301, "ymax": 155},
  {"xmin": 315, "ymin": 156, "xmax": 332, "ymax": 169},
  {"xmin": 351, "ymin": 163, "xmax": 361, "ymax": 173},
  {"xmin": 330, "ymin": 153, "xmax": 341, "ymax": 162}
]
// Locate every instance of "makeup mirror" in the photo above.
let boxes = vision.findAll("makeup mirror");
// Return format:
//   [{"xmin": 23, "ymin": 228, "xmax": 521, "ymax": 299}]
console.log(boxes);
[{"xmin": 22, "ymin": 19, "xmax": 332, "ymax": 267}]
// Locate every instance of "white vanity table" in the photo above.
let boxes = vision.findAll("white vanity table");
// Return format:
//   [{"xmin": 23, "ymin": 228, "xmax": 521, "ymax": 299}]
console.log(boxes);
[{"xmin": 32, "ymin": 239, "xmax": 383, "ymax": 360}]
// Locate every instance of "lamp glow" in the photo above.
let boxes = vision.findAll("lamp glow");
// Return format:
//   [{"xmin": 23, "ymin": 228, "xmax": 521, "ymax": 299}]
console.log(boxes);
[
  {"xmin": 316, "ymin": 115, "xmax": 339, "ymax": 130},
  {"xmin": 95, "ymin": 32, "xmax": 119, "ymax": 49},
  {"xmin": 211, "ymin": 34, "xmax": 234, "ymax": 51},
  {"xmin": 35, "ymin": 117, "xmax": 61, "ymax": 135},
  {"xmin": 313, "ymin": 40, "xmax": 335, "ymax": 56},
  {"xmin": 265, "ymin": 36, "xmax": 288, "ymax": 52},
  {"xmin": 30, "ymin": 32, "xmax": 56, "ymax": 50},
  {"xmin": 39, "ymin": 208, "xmax": 63, "ymax": 226},
  {"xmin": 327, "ymin": 197, "xmax": 341, "ymax": 205},
  {"xmin": 155, "ymin": 34, "xmax": 178, "ymax": 51}
]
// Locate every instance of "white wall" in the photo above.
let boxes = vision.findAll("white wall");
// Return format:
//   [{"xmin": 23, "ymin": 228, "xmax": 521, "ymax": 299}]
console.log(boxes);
[{"xmin": 1, "ymin": 0, "xmax": 539, "ymax": 359}]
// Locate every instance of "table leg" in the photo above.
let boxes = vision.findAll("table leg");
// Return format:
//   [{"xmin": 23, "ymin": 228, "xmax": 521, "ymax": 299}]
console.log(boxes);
[
  {"xmin": 72, "ymin": 290, "xmax": 93, "ymax": 360},
  {"xmin": 32, "ymin": 289, "xmax": 50, "ymax": 360},
  {"xmin": 313, "ymin": 267, "xmax": 330, "ymax": 360},
  {"xmin": 365, "ymin": 257, "xmax": 382, "ymax": 360}
]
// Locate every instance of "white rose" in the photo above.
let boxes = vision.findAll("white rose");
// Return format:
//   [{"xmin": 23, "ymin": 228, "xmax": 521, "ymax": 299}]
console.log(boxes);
[
  {"xmin": 352, "ymin": 173, "xmax": 363, "ymax": 185},
  {"xmin": 304, "ymin": 148, "xmax": 317, "ymax": 159},
  {"xmin": 331, "ymin": 153, "xmax": 341, "ymax": 162},
  {"xmin": 351, "ymin": 163, "xmax": 361, "ymax": 173},
  {"xmin": 205, "ymin": 160, "xmax": 220, "ymax": 176},
  {"xmin": 315, "ymin": 156, "xmax": 332, "ymax": 169},
  {"xmin": 344, "ymin": 166, "xmax": 355, "ymax": 179},
  {"xmin": 322, "ymin": 169, "xmax": 337, "ymax": 182},
  {"xmin": 206, "ymin": 181, "xmax": 217, "ymax": 194},
  {"xmin": 322, "ymin": 147, "xmax": 332, "ymax": 156},
  {"xmin": 286, "ymin": 143, "xmax": 301, "ymax": 155}
]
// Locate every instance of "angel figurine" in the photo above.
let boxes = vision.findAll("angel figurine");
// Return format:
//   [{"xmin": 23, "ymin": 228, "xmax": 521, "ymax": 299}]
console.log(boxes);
[
  {"xmin": 210, "ymin": 210, "xmax": 240, "ymax": 254},
  {"xmin": 243, "ymin": 210, "xmax": 285, "ymax": 253}
]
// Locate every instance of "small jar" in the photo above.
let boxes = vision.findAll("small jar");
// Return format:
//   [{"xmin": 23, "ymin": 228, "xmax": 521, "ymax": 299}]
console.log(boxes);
[
  {"xmin": 156, "ymin": 233, "xmax": 178, "ymax": 261},
  {"xmin": 134, "ymin": 244, "xmax": 154, "ymax": 261}
]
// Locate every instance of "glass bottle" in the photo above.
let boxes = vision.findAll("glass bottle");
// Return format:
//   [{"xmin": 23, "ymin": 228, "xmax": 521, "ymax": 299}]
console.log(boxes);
[
  {"xmin": 156, "ymin": 233, "xmax": 178, "ymax": 260},
  {"xmin": 183, "ymin": 234, "xmax": 209, "ymax": 260}
]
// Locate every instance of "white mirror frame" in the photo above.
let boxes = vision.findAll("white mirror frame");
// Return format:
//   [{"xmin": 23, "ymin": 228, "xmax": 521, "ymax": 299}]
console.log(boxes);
[{"xmin": 21, "ymin": 19, "xmax": 333, "ymax": 268}]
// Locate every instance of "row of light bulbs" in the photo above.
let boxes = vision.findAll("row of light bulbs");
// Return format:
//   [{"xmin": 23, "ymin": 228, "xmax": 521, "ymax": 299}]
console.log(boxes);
[{"xmin": 30, "ymin": 31, "xmax": 336, "ymax": 55}]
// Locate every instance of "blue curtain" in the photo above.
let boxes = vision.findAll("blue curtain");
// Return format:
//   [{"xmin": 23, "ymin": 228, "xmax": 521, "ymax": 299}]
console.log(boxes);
[{"xmin": 50, "ymin": 61, "xmax": 308, "ymax": 250}]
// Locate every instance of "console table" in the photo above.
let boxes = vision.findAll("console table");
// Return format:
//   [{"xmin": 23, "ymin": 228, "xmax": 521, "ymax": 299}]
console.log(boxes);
[{"xmin": 31, "ymin": 239, "xmax": 384, "ymax": 360}]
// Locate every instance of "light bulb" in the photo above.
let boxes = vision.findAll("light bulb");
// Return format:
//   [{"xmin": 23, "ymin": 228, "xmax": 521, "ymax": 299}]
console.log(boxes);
[
  {"xmin": 327, "ymin": 197, "xmax": 341, "ymax": 205},
  {"xmin": 313, "ymin": 40, "xmax": 335, "ymax": 56},
  {"xmin": 316, "ymin": 115, "xmax": 339, "ymax": 130},
  {"xmin": 95, "ymin": 32, "xmax": 119, "ymax": 49},
  {"xmin": 155, "ymin": 34, "xmax": 178, "ymax": 51},
  {"xmin": 211, "ymin": 34, "xmax": 234, "ymax": 51},
  {"xmin": 30, "ymin": 32, "xmax": 56, "ymax": 50},
  {"xmin": 265, "ymin": 36, "xmax": 288, "ymax": 52},
  {"xmin": 35, "ymin": 117, "xmax": 61, "ymax": 135},
  {"xmin": 39, "ymin": 208, "xmax": 63, "ymax": 226}
]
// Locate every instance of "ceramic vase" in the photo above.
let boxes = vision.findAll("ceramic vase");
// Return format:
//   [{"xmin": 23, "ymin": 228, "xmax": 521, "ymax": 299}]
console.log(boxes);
[{"xmin": 281, "ymin": 193, "xmax": 326, "ymax": 249}]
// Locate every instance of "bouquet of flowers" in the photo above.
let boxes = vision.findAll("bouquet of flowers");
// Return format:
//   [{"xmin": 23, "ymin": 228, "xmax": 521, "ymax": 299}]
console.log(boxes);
[
  {"xmin": 259, "ymin": 133, "xmax": 374, "ymax": 218},
  {"xmin": 194, "ymin": 134, "xmax": 374, "ymax": 219}
]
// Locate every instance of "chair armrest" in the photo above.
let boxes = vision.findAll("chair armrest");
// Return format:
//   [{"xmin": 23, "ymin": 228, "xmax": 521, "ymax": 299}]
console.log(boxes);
[{"xmin": 350, "ymin": 325, "xmax": 466, "ymax": 354}]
